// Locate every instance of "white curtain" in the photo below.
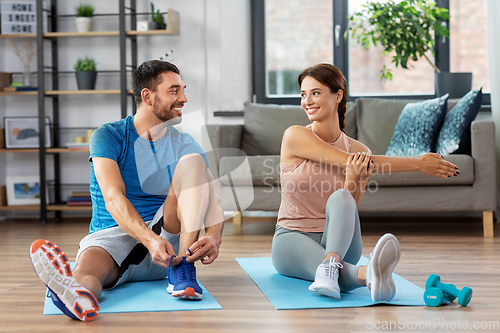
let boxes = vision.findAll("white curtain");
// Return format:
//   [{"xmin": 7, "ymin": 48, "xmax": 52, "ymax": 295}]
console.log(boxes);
[{"xmin": 486, "ymin": 0, "xmax": 500, "ymax": 214}]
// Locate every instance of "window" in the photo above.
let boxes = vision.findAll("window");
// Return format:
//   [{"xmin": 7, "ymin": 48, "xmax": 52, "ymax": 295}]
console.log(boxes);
[
  {"xmin": 449, "ymin": 0, "xmax": 490, "ymax": 93},
  {"xmin": 265, "ymin": 0, "xmax": 333, "ymax": 97},
  {"xmin": 252, "ymin": 0, "xmax": 491, "ymax": 107},
  {"xmin": 348, "ymin": 0, "xmax": 436, "ymax": 96}
]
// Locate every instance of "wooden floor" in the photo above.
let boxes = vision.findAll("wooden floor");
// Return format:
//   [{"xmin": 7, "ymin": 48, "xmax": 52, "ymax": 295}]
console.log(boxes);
[{"xmin": 1, "ymin": 215, "xmax": 499, "ymax": 333}]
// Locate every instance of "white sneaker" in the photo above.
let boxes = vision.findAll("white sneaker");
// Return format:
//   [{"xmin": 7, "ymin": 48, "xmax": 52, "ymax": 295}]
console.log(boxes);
[
  {"xmin": 30, "ymin": 239, "xmax": 100, "ymax": 321},
  {"xmin": 308, "ymin": 257, "xmax": 343, "ymax": 298},
  {"xmin": 366, "ymin": 233, "xmax": 401, "ymax": 302}
]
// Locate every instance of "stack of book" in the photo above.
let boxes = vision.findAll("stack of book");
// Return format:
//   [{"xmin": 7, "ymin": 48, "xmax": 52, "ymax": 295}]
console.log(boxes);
[
  {"xmin": 2, "ymin": 85, "xmax": 37, "ymax": 92},
  {"xmin": 67, "ymin": 191, "xmax": 91, "ymax": 206}
]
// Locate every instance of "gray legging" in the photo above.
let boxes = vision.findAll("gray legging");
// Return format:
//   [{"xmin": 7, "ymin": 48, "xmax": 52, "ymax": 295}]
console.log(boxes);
[{"xmin": 272, "ymin": 188, "xmax": 363, "ymax": 292}]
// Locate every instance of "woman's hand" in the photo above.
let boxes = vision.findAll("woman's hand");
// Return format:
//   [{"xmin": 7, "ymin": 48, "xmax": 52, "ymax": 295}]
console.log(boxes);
[
  {"xmin": 418, "ymin": 153, "xmax": 459, "ymax": 178},
  {"xmin": 345, "ymin": 151, "xmax": 374, "ymax": 183}
]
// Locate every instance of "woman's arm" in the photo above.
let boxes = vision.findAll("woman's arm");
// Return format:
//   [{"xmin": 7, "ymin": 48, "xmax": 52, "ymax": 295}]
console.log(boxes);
[
  {"xmin": 371, "ymin": 154, "xmax": 458, "ymax": 178},
  {"xmin": 283, "ymin": 128, "xmax": 459, "ymax": 179},
  {"xmin": 281, "ymin": 125, "xmax": 351, "ymax": 166}
]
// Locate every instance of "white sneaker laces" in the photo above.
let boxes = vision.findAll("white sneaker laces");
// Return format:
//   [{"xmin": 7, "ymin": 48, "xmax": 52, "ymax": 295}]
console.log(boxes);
[{"xmin": 324, "ymin": 257, "xmax": 343, "ymax": 278}]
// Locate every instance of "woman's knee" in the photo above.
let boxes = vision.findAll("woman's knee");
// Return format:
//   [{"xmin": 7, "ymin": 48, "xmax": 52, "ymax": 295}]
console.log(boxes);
[{"xmin": 327, "ymin": 188, "xmax": 355, "ymax": 210}]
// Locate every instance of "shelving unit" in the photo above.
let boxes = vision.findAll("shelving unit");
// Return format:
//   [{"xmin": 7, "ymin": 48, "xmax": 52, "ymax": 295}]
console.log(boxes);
[{"xmin": 0, "ymin": 1, "xmax": 180, "ymax": 222}]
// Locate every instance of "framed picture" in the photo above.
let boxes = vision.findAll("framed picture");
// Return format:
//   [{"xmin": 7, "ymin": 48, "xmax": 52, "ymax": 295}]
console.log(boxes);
[
  {"xmin": 5, "ymin": 175, "xmax": 42, "ymax": 206},
  {"xmin": 3, "ymin": 117, "xmax": 51, "ymax": 149}
]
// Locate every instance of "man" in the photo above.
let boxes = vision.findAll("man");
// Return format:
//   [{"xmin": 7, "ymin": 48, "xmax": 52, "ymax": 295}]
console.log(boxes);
[{"xmin": 29, "ymin": 60, "xmax": 224, "ymax": 321}]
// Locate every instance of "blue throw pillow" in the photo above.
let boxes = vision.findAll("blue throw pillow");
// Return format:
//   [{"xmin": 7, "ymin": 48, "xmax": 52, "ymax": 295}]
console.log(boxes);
[
  {"xmin": 385, "ymin": 94, "xmax": 449, "ymax": 156},
  {"xmin": 435, "ymin": 88, "xmax": 483, "ymax": 155}
]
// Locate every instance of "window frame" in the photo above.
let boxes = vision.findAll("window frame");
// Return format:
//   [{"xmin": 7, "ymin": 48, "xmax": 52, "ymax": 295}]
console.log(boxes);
[{"xmin": 251, "ymin": 0, "xmax": 491, "ymax": 109}]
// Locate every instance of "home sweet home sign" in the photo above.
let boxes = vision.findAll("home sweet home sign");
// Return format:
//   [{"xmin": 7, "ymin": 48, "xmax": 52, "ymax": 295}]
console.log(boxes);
[{"xmin": 1, "ymin": 1, "xmax": 47, "ymax": 34}]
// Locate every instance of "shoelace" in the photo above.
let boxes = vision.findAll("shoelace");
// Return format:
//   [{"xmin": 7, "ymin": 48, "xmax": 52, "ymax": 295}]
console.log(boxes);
[
  {"xmin": 324, "ymin": 257, "xmax": 343, "ymax": 278},
  {"xmin": 168, "ymin": 248, "xmax": 196, "ymax": 283},
  {"xmin": 177, "ymin": 261, "xmax": 197, "ymax": 282}
]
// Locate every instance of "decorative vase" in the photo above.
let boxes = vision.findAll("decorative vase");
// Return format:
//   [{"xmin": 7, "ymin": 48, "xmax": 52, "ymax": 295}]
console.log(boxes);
[
  {"xmin": 75, "ymin": 17, "xmax": 93, "ymax": 33},
  {"xmin": 75, "ymin": 71, "xmax": 97, "ymax": 90},
  {"xmin": 149, "ymin": 22, "xmax": 166, "ymax": 30},
  {"xmin": 435, "ymin": 72, "xmax": 473, "ymax": 99},
  {"xmin": 23, "ymin": 65, "xmax": 32, "ymax": 87}
]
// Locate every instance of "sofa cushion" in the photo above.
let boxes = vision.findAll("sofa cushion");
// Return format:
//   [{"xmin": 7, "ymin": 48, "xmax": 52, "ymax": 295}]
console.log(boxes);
[
  {"xmin": 367, "ymin": 154, "xmax": 473, "ymax": 187},
  {"xmin": 356, "ymin": 98, "xmax": 421, "ymax": 155},
  {"xmin": 241, "ymin": 101, "xmax": 356, "ymax": 156},
  {"xmin": 356, "ymin": 98, "xmax": 460, "ymax": 155},
  {"xmin": 219, "ymin": 155, "xmax": 280, "ymax": 186},
  {"xmin": 344, "ymin": 102, "xmax": 357, "ymax": 139},
  {"xmin": 385, "ymin": 95, "xmax": 449, "ymax": 156},
  {"xmin": 241, "ymin": 103, "xmax": 309, "ymax": 156},
  {"xmin": 436, "ymin": 88, "xmax": 483, "ymax": 156}
]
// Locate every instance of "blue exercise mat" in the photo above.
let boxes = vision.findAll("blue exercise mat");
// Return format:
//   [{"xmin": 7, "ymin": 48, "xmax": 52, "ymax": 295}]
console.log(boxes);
[
  {"xmin": 43, "ymin": 264, "xmax": 222, "ymax": 315},
  {"xmin": 236, "ymin": 257, "xmax": 426, "ymax": 309}
]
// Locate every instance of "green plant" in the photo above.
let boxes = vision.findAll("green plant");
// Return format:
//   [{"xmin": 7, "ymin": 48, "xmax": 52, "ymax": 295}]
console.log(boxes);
[
  {"xmin": 75, "ymin": 3, "xmax": 95, "ymax": 17},
  {"xmin": 151, "ymin": 3, "xmax": 165, "ymax": 23},
  {"xmin": 74, "ymin": 56, "xmax": 96, "ymax": 71},
  {"xmin": 347, "ymin": 0, "xmax": 449, "ymax": 80}
]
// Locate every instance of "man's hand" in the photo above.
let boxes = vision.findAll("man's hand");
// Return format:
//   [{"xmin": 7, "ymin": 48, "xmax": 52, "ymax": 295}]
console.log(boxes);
[
  {"xmin": 185, "ymin": 235, "xmax": 220, "ymax": 265},
  {"xmin": 148, "ymin": 236, "xmax": 180, "ymax": 268}
]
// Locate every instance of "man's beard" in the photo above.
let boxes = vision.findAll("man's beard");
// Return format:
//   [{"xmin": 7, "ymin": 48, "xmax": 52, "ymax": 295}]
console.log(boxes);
[{"xmin": 152, "ymin": 97, "xmax": 182, "ymax": 125}]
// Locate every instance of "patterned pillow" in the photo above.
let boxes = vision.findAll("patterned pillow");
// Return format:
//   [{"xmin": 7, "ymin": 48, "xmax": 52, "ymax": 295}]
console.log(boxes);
[
  {"xmin": 385, "ymin": 94, "xmax": 449, "ymax": 156},
  {"xmin": 435, "ymin": 88, "xmax": 483, "ymax": 155}
]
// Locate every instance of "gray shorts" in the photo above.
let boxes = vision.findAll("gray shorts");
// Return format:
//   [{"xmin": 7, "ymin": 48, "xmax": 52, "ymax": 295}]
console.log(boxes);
[{"xmin": 76, "ymin": 205, "xmax": 180, "ymax": 288}]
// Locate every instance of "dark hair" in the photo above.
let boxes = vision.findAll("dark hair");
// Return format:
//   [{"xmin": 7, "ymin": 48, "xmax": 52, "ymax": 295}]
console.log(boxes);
[
  {"xmin": 298, "ymin": 63, "xmax": 348, "ymax": 131},
  {"xmin": 132, "ymin": 60, "xmax": 180, "ymax": 105}
]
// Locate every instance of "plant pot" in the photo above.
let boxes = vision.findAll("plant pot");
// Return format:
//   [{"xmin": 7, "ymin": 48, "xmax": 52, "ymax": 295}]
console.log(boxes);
[
  {"xmin": 435, "ymin": 72, "xmax": 472, "ymax": 99},
  {"xmin": 75, "ymin": 71, "xmax": 97, "ymax": 90},
  {"xmin": 149, "ymin": 22, "xmax": 166, "ymax": 30},
  {"xmin": 75, "ymin": 17, "xmax": 93, "ymax": 33}
]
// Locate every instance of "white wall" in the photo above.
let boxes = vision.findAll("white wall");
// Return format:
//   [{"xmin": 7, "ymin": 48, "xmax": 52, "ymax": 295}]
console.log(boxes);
[
  {"xmin": 486, "ymin": 0, "xmax": 500, "ymax": 214},
  {"xmin": 0, "ymin": 0, "xmax": 250, "ymax": 215}
]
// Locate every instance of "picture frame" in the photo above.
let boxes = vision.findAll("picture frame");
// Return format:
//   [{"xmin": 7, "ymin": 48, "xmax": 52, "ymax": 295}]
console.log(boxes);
[
  {"xmin": 3, "ymin": 117, "xmax": 51, "ymax": 149},
  {"xmin": 5, "ymin": 175, "xmax": 42, "ymax": 206}
]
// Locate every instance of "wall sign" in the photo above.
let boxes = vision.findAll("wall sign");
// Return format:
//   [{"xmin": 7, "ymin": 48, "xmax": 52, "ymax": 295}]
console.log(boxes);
[{"xmin": 1, "ymin": 1, "xmax": 47, "ymax": 34}]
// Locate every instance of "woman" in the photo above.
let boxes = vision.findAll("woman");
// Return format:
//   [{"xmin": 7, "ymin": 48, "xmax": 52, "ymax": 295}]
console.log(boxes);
[{"xmin": 271, "ymin": 63, "xmax": 459, "ymax": 302}]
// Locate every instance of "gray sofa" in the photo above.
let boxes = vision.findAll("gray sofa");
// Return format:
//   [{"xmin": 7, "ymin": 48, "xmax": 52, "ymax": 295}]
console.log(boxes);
[{"xmin": 206, "ymin": 99, "xmax": 496, "ymax": 237}]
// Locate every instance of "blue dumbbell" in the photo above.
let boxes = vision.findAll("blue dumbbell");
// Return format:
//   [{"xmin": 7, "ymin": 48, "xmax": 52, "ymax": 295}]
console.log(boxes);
[
  {"xmin": 424, "ymin": 287, "xmax": 454, "ymax": 307},
  {"xmin": 425, "ymin": 274, "xmax": 472, "ymax": 306}
]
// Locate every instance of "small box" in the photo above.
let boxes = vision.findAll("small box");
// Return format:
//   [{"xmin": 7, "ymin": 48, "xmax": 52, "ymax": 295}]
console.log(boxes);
[
  {"xmin": 137, "ymin": 21, "xmax": 148, "ymax": 31},
  {"xmin": 0, "ymin": 128, "xmax": 5, "ymax": 148},
  {"xmin": 0, "ymin": 186, "xmax": 7, "ymax": 207},
  {"xmin": 0, "ymin": 72, "xmax": 12, "ymax": 88}
]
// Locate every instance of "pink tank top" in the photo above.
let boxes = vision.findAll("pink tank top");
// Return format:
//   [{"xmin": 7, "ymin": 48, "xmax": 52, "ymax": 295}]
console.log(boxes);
[{"xmin": 277, "ymin": 125, "xmax": 350, "ymax": 232}]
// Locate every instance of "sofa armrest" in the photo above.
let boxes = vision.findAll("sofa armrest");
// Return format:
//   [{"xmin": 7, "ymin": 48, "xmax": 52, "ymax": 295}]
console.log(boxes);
[
  {"xmin": 471, "ymin": 120, "xmax": 496, "ymax": 211},
  {"xmin": 205, "ymin": 124, "xmax": 244, "ymax": 178}
]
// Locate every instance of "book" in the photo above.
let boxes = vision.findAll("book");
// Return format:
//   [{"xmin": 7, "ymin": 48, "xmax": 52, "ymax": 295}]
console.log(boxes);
[
  {"xmin": 71, "ymin": 191, "xmax": 91, "ymax": 197},
  {"xmin": 68, "ymin": 196, "xmax": 91, "ymax": 202},
  {"xmin": 2, "ymin": 86, "xmax": 37, "ymax": 92}
]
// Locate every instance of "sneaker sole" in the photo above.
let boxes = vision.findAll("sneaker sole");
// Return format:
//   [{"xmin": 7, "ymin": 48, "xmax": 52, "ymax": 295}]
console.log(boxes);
[
  {"xmin": 167, "ymin": 284, "xmax": 202, "ymax": 300},
  {"xmin": 370, "ymin": 233, "xmax": 401, "ymax": 302},
  {"xmin": 30, "ymin": 239, "xmax": 100, "ymax": 321},
  {"xmin": 308, "ymin": 284, "xmax": 341, "ymax": 298}
]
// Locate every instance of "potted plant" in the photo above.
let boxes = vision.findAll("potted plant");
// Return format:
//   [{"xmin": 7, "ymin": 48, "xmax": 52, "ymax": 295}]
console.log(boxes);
[
  {"xmin": 348, "ymin": 0, "xmax": 472, "ymax": 98},
  {"xmin": 74, "ymin": 56, "xmax": 97, "ymax": 90},
  {"xmin": 75, "ymin": 3, "xmax": 95, "ymax": 33},
  {"xmin": 150, "ymin": 3, "xmax": 166, "ymax": 30}
]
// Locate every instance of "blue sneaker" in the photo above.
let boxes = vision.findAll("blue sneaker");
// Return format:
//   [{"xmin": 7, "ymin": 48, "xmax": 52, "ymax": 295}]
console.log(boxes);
[
  {"xmin": 30, "ymin": 239, "xmax": 100, "ymax": 321},
  {"xmin": 167, "ymin": 257, "xmax": 203, "ymax": 300}
]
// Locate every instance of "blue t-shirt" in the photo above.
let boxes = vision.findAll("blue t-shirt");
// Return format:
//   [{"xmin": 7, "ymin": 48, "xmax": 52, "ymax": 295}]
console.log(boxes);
[{"xmin": 88, "ymin": 116, "xmax": 208, "ymax": 234}]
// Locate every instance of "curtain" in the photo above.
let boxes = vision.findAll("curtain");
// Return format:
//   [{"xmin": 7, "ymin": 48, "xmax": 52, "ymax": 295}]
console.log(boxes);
[{"xmin": 486, "ymin": 0, "xmax": 500, "ymax": 213}]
